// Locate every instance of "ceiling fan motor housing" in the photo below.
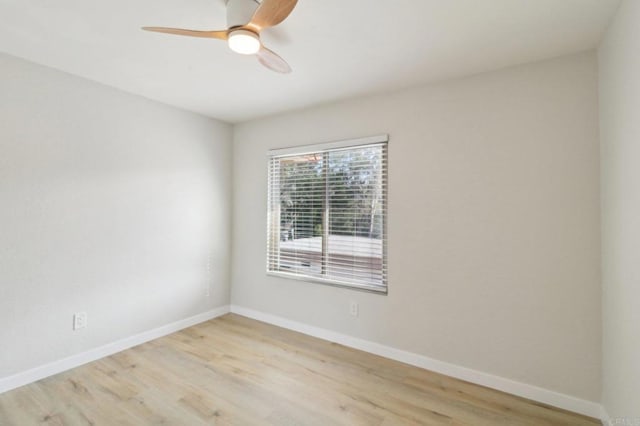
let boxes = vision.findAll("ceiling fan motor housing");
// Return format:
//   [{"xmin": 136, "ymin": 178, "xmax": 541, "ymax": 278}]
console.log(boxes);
[{"xmin": 227, "ymin": 0, "xmax": 260, "ymax": 29}]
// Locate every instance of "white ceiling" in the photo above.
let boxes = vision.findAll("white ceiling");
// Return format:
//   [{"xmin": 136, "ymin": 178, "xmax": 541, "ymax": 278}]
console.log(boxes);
[{"xmin": 0, "ymin": 0, "xmax": 620, "ymax": 123}]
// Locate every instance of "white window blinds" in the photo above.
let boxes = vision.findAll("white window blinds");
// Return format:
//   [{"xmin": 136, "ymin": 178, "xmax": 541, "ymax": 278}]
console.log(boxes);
[{"xmin": 267, "ymin": 135, "xmax": 388, "ymax": 292}]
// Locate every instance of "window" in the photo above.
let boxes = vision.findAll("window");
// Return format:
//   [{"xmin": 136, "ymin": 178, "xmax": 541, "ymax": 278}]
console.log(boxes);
[{"xmin": 267, "ymin": 135, "xmax": 388, "ymax": 293}]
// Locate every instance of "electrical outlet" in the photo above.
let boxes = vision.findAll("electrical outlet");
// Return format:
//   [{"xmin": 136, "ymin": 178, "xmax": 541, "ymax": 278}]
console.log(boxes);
[
  {"xmin": 73, "ymin": 312, "xmax": 87, "ymax": 330},
  {"xmin": 349, "ymin": 301, "xmax": 359, "ymax": 317}
]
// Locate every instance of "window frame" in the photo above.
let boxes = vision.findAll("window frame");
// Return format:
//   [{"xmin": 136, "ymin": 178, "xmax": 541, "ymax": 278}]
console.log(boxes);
[{"xmin": 266, "ymin": 134, "xmax": 388, "ymax": 294}]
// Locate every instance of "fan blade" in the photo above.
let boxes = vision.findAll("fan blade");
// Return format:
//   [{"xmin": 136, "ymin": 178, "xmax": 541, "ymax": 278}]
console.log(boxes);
[
  {"xmin": 142, "ymin": 27, "xmax": 228, "ymax": 40},
  {"xmin": 248, "ymin": 0, "xmax": 298, "ymax": 31},
  {"xmin": 257, "ymin": 46, "xmax": 291, "ymax": 73}
]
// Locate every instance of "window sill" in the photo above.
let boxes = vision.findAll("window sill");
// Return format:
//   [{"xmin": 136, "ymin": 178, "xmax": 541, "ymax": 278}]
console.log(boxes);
[{"xmin": 266, "ymin": 270, "xmax": 388, "ymax": 295}]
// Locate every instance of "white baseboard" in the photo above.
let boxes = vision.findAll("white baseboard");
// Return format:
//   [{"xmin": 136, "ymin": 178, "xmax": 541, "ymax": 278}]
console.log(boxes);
[
  {"xmin": 230, "ymin": 304, "xmax": 603, "ymax": 420},
  {"xmin": 0, "ymin": 305, "xmax": 230, "ymax": 395},
  {"xmin": 600, "ymin": 406, "xmax": 611, "ymax": 425}
]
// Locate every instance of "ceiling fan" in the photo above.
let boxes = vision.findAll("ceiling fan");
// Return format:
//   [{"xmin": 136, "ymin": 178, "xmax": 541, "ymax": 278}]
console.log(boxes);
[{"xmin": 142, "ymin": 0, "xmax": 297, "ymax": 73}]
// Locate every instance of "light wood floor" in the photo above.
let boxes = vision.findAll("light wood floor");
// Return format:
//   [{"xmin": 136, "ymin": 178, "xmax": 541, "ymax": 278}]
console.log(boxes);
[{"xmin": 0, "ymin": 314, "xmax": 599, "ymax": 425}]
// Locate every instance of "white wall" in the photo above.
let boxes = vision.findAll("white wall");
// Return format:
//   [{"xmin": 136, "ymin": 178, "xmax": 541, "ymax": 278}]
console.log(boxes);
[
  {"xmin": 232, "ymin": 52, "xmax": 601, "ymax": 402},
  {"xmin": 0, "ymin": 53, "xmax": 232, "ymax": 377},
  {"xmin": 599, "ymin": 0, "xmax": 640, "ymax": 420}
]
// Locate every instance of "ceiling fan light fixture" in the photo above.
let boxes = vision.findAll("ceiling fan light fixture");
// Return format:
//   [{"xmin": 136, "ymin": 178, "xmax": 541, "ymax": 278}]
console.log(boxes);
[
  {"xmin": 143, "ymin": 0, "xmax": 297, "ymax": 72},
  {"xmin": 228, "ymin": 29, "xmax": 260, "ymax": 55}
]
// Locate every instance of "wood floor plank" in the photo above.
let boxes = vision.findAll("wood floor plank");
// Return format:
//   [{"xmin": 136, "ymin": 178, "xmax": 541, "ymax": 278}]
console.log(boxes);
[{"xmin": 0, "ymin": 314, "xmax": 599, "ymax": 425}]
